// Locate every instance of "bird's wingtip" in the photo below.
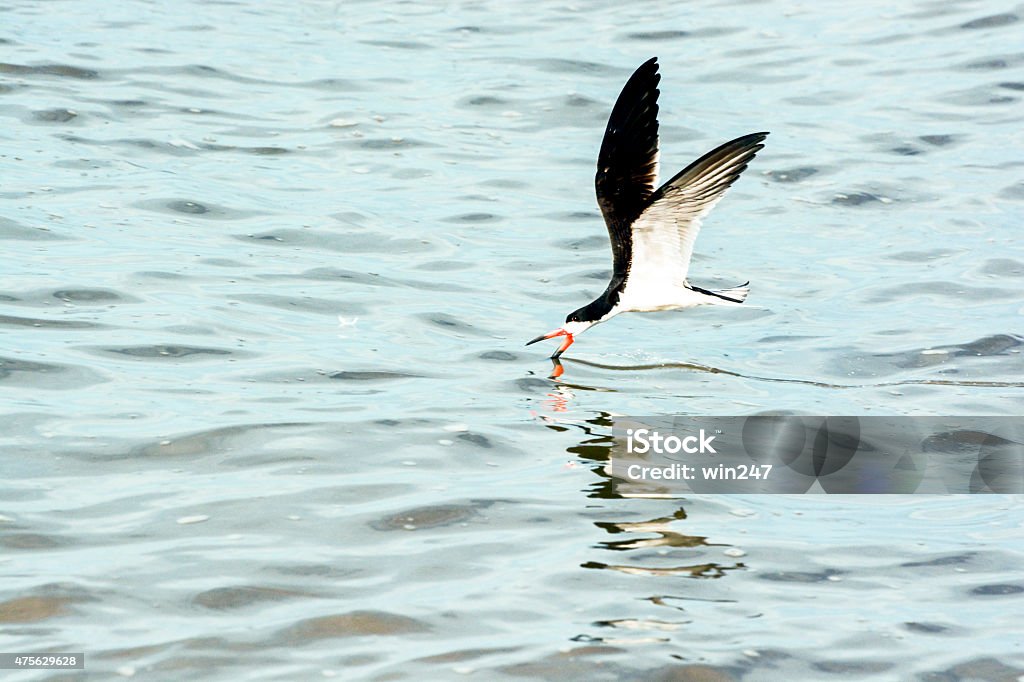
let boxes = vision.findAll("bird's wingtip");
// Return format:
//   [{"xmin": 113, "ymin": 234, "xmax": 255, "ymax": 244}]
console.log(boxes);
[{"xmin": 638, "ymin": 56, "xmax": 659, "ymax": 72}]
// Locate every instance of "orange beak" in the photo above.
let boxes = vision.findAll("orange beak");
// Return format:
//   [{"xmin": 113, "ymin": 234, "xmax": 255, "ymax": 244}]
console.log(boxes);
[{"xmin": 526, "ymin": 328, "xmax": 575, "ymax": 358}]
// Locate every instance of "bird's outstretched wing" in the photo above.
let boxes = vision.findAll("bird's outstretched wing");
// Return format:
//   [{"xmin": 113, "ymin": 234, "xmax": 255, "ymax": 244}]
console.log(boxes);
[
  {"xmin": 595, "ymin": 57, "xmax": 661, "ymax": 277},
  {"xmin": 625, "ymin": 132, "xmax": 768, "ymax": 292}
]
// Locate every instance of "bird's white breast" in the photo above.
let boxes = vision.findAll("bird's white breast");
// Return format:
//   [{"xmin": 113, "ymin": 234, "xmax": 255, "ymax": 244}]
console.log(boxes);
[{"xmin": 616, "ymin": 276, "xmax": 707, "ymax": 312}]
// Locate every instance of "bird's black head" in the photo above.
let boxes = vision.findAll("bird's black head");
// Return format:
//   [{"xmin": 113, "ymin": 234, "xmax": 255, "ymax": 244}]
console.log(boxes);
[{"xmin": 566, "ymin": 294, "xmax": 615, "ymax": 324}]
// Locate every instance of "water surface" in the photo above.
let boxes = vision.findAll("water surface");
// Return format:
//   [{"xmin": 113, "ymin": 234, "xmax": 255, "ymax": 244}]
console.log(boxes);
[{"xmin": 1, "ymin": 0, "xmax": 1023, "ymax": 679}]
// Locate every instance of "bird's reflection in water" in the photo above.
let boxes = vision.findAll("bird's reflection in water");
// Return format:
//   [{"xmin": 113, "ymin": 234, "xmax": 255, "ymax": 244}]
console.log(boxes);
[
  {"xmin": 537, "ymin": 408, "xmax": 745, "ymax": 570},
  {"xmin": 540, "ymin": 384, "xmax": 572, "ymax": 413},
  {"xmin": 535, "ymin": 404, "xmax": 749, "ymax": 645},
  {"xmin": 536, "ymin": 358, "xmax": 619, "ymax": 414},
  {"xmin": 586, "ymin": 508, "xmax": 743, "ymax": 579},
  {"xmin": 582, "ymin": 559, "xmax": 741, "ymax": 579},
  {"xmin": 596, "ymin": 509, "xmax": 717, "ymax": 551}
]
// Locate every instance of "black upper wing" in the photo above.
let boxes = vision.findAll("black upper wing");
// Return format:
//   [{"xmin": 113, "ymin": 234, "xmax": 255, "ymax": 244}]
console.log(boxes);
[{"xmin": 595, "ymin": 57, "xmax": 661, "ymax": 276}]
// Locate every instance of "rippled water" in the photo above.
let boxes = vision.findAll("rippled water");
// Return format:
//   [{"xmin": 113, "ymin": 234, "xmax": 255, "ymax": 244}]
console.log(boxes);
[{"xmin": 2, "ymin": 0, "xmax": 1023, "ymax": 679}]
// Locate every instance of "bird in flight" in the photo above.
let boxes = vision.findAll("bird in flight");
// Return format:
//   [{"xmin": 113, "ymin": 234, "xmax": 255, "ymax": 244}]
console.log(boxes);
[{"xmin": 526, "ymin": 57, "xmax": 768, "ymax": 359}]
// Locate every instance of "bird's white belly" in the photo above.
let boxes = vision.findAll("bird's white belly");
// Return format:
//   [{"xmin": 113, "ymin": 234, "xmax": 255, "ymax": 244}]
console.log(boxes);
[{"xmin": 615, "ymin": 281, "xmax": 707, "ymax": 313}]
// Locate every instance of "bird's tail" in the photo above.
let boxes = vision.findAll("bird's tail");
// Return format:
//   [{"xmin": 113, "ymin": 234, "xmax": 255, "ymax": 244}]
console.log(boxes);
[{"xmin": 688, "ymin": 281, "xmax": 750, "ymax": 306}]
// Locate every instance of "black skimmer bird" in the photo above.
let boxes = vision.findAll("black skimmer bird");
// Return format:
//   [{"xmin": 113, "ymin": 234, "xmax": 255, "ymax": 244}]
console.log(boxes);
[{"xmin": 526, "ymin": 57, "xmax": 768, "ymax": 359}]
